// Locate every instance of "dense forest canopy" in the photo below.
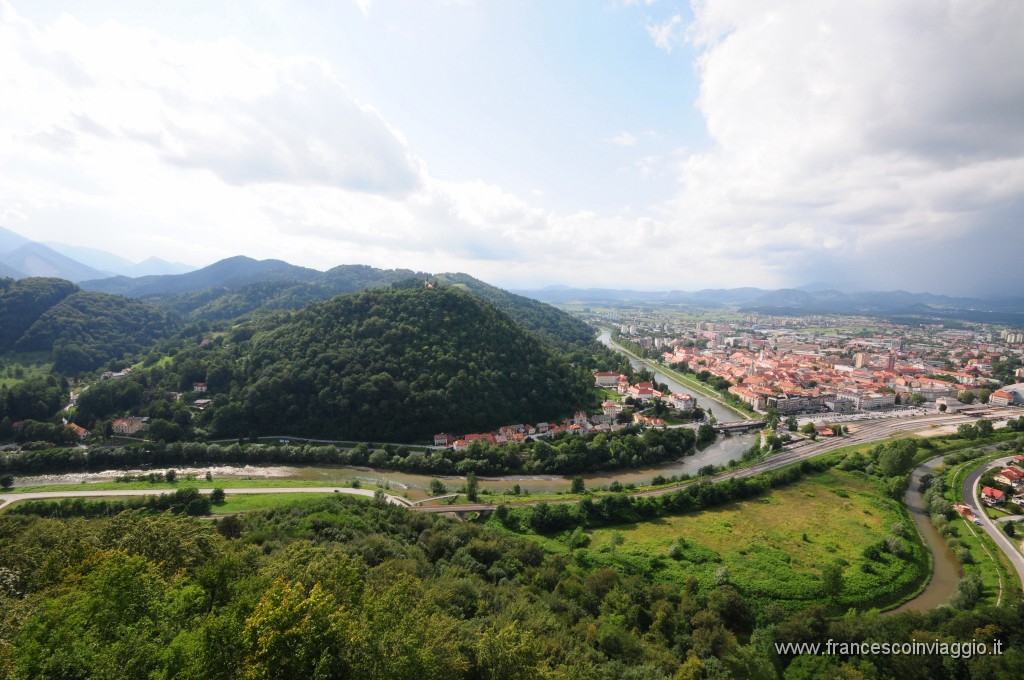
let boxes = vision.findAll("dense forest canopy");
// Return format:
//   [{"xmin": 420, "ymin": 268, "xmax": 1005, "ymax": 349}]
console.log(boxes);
[
  {"xmin": 433, "ymin": 273, "xmax": 597, "ymax": 352},
  {"xmin": 52, "ymin": 284, "xmax": 604, "ymax": 444},
  {"xmin": 0, "ymin": 277, "xmax": 78, "ymax": 350},
  {"xmin": 0, "ymin": 278, "xmax": 174, "ymax": 373},
  {"xmin": 83, "ymin": 257, "xmax": 598, "ymax": 354},
  {"xmin": 15, "ymin": 291, "xmax": 175, "ymax": 373},
  {"xmin": 224, "ymin": 285, "xmax": 592, "ymax": 441},
  {"xmin": 0, "ymin": 493, "xmax": 1020, "ymax": 679}
]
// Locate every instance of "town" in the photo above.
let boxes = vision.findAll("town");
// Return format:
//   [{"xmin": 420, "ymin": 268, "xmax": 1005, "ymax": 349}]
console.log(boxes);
[{"xmin": 600, "ymin": 310, "xmax": 1024, "ymax": 416}]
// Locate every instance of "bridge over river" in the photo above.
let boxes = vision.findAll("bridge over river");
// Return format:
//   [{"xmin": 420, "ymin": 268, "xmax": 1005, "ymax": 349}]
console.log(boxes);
[{"xmin": 713, "ymin": 419, "xmax": 766, "ymax": 433}]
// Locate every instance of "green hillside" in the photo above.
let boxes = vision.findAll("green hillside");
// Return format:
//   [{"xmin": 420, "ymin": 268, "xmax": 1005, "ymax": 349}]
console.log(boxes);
[
  {"xmin": 0, "ymin": 278, "xmax": 78, "ymax": 350},
  {"xmin": 435, "ymin": 272, "xmax": 596, "ymax": 351},
  {"xmin": 218, "ymin": 285, "xmax": 591, "ymax": 441},
  {"xmin": 84, "ymin": 257, "xmax": 599, "ymax": 355},
  {"xmin": 9, "ymin": 289, "xmax": 175, "ymax": 373}
]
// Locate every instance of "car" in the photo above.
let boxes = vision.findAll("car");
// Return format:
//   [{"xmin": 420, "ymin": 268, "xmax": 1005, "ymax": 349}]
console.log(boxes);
[{"xmin": 973, "ymin": 519, "xmax": 982, "ymax": 525}]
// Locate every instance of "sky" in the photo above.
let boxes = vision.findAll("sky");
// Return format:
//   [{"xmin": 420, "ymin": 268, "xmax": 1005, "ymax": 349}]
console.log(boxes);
[{"xmin": 1, "ymin": 0, "xmax": 1022, "ymax": 296}]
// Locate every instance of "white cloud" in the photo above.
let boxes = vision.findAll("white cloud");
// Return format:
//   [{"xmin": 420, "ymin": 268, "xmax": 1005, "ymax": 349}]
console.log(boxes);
[
  {"xmin": 0, "ymin": 3, "xmax": 693, "ymax": 290},
  {"xmin": 647, "ymin": 14, "xmax": 686, "ymax": 53},
  {"xmin": 660, "ymin": 0, "xmax": 1024, "ymax": 292},
  {"xmin": 2, "ymin": 1, "xmax": 1023, "ymax": 295},
  {"xmin": 608, "ymin": 131, "xmax": 638, "ymax": 147}
]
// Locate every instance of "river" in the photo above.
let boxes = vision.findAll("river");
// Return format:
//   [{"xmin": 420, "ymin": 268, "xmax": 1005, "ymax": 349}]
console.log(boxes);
[
  {"xmin": 596, "ymin": 329, "xmax": 746, "ymax": 422},
  {"xmin": 890, "ymin": 457, "xmax": 961, "ymax": 611}
]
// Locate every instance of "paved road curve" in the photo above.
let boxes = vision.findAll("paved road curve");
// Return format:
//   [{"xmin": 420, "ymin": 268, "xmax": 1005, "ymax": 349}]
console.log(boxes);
[{"xmin": 962, "ymin": 456, "xmax": 1024, "ymax": 592}]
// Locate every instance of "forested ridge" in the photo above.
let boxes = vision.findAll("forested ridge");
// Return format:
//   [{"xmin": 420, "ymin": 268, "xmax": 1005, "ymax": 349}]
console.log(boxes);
[
  {"xmin": 0, "ymin": 278, "xmax": 174, "ymax": 373},
  {"xmin": 433, "ymin": 273, "xmax": 597, "ymax": 351},
  {"xmin": 84, "ymin": 256, "xmax": 597, "ymax": 354},
  {"xmin": 141, "ymin": 264, "xmax": 428, "ymax": 322},
  {"xmin": 0, "ymin": 277, "xmax": 78, "ymax": 349},
  {"xmin": 16, "ymin": 291, "xmax": 174, "ymax": 373}
]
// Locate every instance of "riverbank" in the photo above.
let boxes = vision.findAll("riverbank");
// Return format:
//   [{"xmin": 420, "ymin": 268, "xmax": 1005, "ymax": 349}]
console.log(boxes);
[{"xmin": 598, "ymin": 328, "xmax": 751, "ymax": 421}]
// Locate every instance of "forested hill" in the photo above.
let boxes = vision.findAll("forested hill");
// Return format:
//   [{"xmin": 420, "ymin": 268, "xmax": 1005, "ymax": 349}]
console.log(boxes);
[
  {"xmin": 80, "ymin": 255, "xmax": 323, "ymax": 297},
  {"xmin": 216, "ymin": 285, "xmax": 592, "ymax": 442},
  {"xmin": 82, "ymin": 256, "xmax": 598, "ymax": 353},
  {"xmin": 434, "ymin": 272, "xmax": 596, "ymax": 350},
  {"xmin": 0, "ymin": 278, "xmax": 175, "ymax": 373},
  {"xmin": 0, "ymin": 277, "xmax": 78, "ymax": 349},
  {"xmin": 142, "ymin": 265, "xmax": 428, "ymax": 322}
]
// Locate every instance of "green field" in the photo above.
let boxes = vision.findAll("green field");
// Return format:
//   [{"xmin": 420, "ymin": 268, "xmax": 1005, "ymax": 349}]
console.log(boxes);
[
  {"xmin": 513, "ymin": 468, "xmax": 928, "ymax": 613},
  {"xmin": 0, "ymin": 351, "xmax": 54, "ymax": 388},
  {"xmin": 210, "ymin": 492, "xmax": 341, "ymax": 514}
]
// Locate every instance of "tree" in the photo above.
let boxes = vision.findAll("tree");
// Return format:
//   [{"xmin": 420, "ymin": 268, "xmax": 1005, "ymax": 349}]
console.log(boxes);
[
  {"xmin": 475, "ymin": 622, "xmax": 542, "ymax": 680},
  {"xmin": 242, "ymin": 580, "xmax": 356, "ymax": 678},
  {"xmin": 466, "ymin": 471, "xmax": 479, "ymax": 502},
  {"xmin": 429, "ymin": 478, "xmax": 447, "ymax": 496},
  {"xmin": 0, "ymin": 473, "xmax": 13, "ymax": 489},
  {"xmin": 216, "ymin": 514, "xmax": 243, "ymax": 539},
  {"xmin": 800, "ymin": 422, "xmax": 817, "ymax": 435},
  {"xmin": 785, "ymin": 415, "xmax": 798, "ymax": 432},
  {"xmin": 878, "ymin": 442, "xmax": 916, "ymax": 477},
  {"xmin": 210, "ymin": 487, "xmax": 226, "ymax": 504},
  {"xmin": 949, "ymin": 574, "xmax": 983, "ymax": 609},
  {"xmin": 957, "ymin": 423, "xmax": 978, "ymax": 440},
  {"xmin": 911, "ymin": 393, "xmax": 927, "ymax": 405},
  {"xmin": 697, "ymin": 423, "xmax": 716, "ymax": 447},
  {"xmin": 821, "ymin": 563, "xmax": 843, "ymax": 598},
  {"xmin": 164, "ymin": 469, "xmax": 177, "ymax": 483},
  {"xmin": 958, "ymin": 390, "xmax": 976, "ymax": 405},
  {"xmin": 570, "ymin": 476, "xmax": 586, "ymax": 494},
  {"xmin": 976, "ymin": 419, "xmax": 994, "ymax": 438}
]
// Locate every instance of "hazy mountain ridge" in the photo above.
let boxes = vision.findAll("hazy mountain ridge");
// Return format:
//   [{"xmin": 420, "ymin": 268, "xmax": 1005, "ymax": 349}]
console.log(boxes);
[
  {"xmin": 0, "ymin": 226, "xmax": 193, "ymax": 282},
  {"xmin": 43, "ymin": 242, "xmax": 193, "ymax": 278},
  {"xmin": 515, "ymin": 285, "xmax": 1024, "ymax": 317},
  {"xmin": 0, "ymin": 242, "xmax": 110, "ymax": 282},
  {"xmin": 81, "ymin": 255, "xmax": 324, "ymax": 297}
]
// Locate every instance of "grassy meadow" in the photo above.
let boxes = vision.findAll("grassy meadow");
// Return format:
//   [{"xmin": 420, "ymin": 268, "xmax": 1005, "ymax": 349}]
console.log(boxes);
[
  {"xmin": 0, "ymin": 351, "xmax": 54, "ymax": 388},
  {"xmin": 510, "ymin": 468, "xmax": 928, "ymax": 613}
]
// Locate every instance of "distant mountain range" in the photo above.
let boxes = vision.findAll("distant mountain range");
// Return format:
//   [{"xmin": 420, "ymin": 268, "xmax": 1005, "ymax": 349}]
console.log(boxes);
[
  {"xmin": 4, "ymin": 224, "xmax": 1022, "ymax": 323},
  {"xmin": 0, "ymin": 225, "xmax": 193, "ymax": 281},
  {"xmin": 512, "ymin": 285, "xmax": 1024, "ymax": 323}
]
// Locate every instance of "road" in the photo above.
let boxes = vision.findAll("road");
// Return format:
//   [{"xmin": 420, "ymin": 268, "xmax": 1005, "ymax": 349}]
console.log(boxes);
[
  {"xmin": 962, "ymin": 456, "xmax": 1024, "ymax": 592},
  {"xmin": 0, "ymin": 486, "xmax": 413, "ymax": 511},
  {"xmin": 630, "ymin": 412, "xmax": 980, "ymax": 499}
]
